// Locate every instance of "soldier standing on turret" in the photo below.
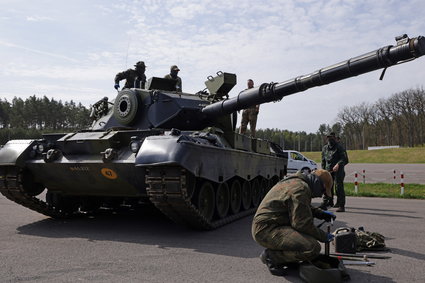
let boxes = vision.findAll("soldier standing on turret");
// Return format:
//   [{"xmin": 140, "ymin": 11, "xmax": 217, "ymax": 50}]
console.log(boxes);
[
  {"xmin": 164, "ymin": 65, "xmax": 182, "ymax": 92},
  {"xmin": 114, "ymin": 61, "xmax": 147, "ymax": 90},
  {"xmin": 239, "ymin": 79, "xmax": 260, "ymax": 137}
]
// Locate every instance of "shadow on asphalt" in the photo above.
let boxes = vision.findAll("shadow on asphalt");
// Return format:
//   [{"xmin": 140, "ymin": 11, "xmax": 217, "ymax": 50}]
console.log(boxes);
[
  {"xmin": 280, "ymin": 268, "xmax": 396, "ymax": 283},
  {"xmin": 344, "ymin": 270, "xmax": 396, "ymax": 283},
  {"xmin": 17, "ymin": 207, "xmax": 262, "ymax": 258},
  {"xmin": 16, "ymin": 207, "xmax": 351, "ymax": 259},
  {"xmin": 16, "ymin": 208, "xmax": 391, "ymax": 281},
  {"xmin": 389, "ymin": 247, "xmax": 425, "ymax": 261}
]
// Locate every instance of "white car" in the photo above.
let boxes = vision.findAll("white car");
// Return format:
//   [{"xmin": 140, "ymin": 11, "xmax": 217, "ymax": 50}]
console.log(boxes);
[{"xmin": 283, "ymin": 150, "xmax": 318, "ymax": 174}]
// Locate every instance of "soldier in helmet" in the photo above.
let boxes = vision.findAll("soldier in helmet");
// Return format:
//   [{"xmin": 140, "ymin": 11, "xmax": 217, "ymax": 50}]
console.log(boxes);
[
  {"xmin": 320, "ymin": 132, "xmax": 349, "ymax": 212},
  {"xmin": 164, "ymin": 65, "xmax": 182, "ymax": 92},
  {"xmin": 252, "ymin": 169, "xmax": 336, "ymax": 276},
  {"xmin": 114, "ymin": 61, "xmax": 147, "ymax": 90},
  {"xmin": 239, "ymin": 79, "xmax": 260, "ymax": 137}
]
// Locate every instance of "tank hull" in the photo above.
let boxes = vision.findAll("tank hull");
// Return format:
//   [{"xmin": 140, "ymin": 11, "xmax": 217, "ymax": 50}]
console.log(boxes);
[{"xmin": 0, "ymin": 129, "xmax": 286, "ymax": 229}]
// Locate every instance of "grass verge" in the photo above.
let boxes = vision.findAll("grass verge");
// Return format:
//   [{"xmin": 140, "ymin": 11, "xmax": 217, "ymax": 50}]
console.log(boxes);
[
  {"xmin": 344, "ymin": 183, "xmax": 425, "ymax": 199},
  {"xmin": 303, "ymin": 147, "xmax": 425, "ymax": 163}
]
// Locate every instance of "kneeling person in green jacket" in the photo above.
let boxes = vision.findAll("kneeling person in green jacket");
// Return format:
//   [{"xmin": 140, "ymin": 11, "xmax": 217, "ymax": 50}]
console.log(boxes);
[{"xmin": 252, "ymin": 169, "xmax": 336, "ymax": 276}]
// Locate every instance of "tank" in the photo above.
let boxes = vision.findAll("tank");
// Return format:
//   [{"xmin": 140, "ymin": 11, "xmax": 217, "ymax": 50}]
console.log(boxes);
[{"xmin": 1, "ymin": 34, "xmax": 424, "ymax": 229}]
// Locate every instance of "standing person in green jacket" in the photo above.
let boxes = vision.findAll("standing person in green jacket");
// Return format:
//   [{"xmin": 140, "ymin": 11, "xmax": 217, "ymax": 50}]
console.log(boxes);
[
  {"xmin": 320, "ymin": 132, "xmax": 349, "ymax": 212},
  {"xmin": 164, "ymin": 65, "xmax": 182, "ymax": 92},
  {"xmin": 252, "ymin": 169, "xmax": 336, "ymax": 276}
]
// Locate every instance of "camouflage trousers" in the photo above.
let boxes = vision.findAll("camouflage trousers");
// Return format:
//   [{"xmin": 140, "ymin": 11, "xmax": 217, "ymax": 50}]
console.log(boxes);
[
  {"xmin": 239, "ymin": 109, "xmax": 258, "ymax": 137},
  {"xmin": 252, "ymin": 223, "xmax": 321, "ymax": 264}
]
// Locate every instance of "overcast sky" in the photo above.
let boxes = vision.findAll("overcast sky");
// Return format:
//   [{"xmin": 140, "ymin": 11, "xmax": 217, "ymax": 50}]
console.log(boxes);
[{"xmin": 1, "ymin": 0, "xmax": 424, "ymax": 133}]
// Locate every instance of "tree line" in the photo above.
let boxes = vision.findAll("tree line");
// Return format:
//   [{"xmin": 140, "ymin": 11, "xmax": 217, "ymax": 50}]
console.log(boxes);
[
  {"xmin": 0, "ymin": 96, "xmax": 91, "ymax": 144},
  {"xmin": 256, "ymin": 87, "xmax": 425, "ymax": 151},
  {"xmin": 336, "ymin": 87, "xmax": 425, "ymax": 150}
]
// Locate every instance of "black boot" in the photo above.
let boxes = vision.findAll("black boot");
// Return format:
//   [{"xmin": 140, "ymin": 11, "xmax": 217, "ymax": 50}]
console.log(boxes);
[{"xmin": 260, "ymin": 250, "xmax": 288, "ymax": 276}]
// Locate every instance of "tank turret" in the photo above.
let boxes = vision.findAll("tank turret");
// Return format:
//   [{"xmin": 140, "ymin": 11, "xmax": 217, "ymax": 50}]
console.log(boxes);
[{"xmin": 92, "ymin": 34, "xmax": 424, "ymax": 133}]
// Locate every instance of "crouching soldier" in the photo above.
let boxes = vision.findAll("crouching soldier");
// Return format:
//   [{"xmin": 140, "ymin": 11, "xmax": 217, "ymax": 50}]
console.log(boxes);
[{"xmin": 252, "ymin": 169, "xmax": 336, "ymax": 276}]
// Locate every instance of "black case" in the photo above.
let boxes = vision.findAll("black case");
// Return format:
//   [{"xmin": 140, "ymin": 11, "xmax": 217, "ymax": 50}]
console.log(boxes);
[{"xmin": 334, "ymin": 228, "xmax": 357, "ymax": 254}]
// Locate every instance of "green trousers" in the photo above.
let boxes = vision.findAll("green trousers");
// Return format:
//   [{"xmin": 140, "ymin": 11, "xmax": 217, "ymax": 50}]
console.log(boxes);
[{"xmin": 253, "ymin": 223, "xmax": 321, "ymax": 264}]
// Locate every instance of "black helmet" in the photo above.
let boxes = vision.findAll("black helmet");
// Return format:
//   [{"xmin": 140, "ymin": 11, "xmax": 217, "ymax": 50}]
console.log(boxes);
[
  {"xmin": 134, "ymin": 61, "xmax": 146, "ymax": 68},
  {"xmin": 170, "ymin": 65, "xmax": 180, "ymax": 71}
]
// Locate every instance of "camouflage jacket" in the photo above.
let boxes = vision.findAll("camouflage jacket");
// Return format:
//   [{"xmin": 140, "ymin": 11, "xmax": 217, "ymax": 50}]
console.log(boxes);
[
  {"xmin": 253, "ymin": 172, "xmax": 328, "ymax": 242},
  {"xmin": 242, "ymin": 105, "xmax": 260, "ymax": 112},
  {"xmin": 114, "ymin": 69, "xmax": 146, "ymax": 89},
  {"xmin": 321, "ymin": 143, "xmax": 349, "ymax": 171},
  {"xmin": 164, "ymin": 74, "xmax": 182, "ymax": 92}
]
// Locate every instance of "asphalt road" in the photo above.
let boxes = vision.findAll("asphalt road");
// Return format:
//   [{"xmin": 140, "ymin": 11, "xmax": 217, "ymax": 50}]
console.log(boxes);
[{"xmin": 1, "ymin": 194, "xmax": 424, "ymax": 283}]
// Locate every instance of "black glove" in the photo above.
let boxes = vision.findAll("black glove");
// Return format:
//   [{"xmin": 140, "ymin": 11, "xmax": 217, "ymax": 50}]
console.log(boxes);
[
  {"xmin": 114, "ymin": 83, "xmax": 120, "ymax": 90},
  {"xmin": 322, "ymin": 210, "xmax": 336, "ymax": 222},
  {"xmin": 317, "ymin": 210, "xmax": 336, "ymax": 222}
]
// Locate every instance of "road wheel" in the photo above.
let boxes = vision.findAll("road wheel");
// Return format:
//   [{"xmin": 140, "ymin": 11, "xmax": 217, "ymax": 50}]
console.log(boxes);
[
  {"xmin": 215, "ymin": 182, "xmax": 230, "ymax": 219},
  {"xmin": 251, "ymin": 179, "xmax": 261, "ymax": 207},
  {"xmin": 185, "ymin": 172, "xmax": 197, "ymax": 200},
  {"xmin": 197, "ymin": 181, "xmax": 215, "ymax": 221},
  {"xmin": 230, "ymin": 180, "xmax": 241, "ymax": 214},
  {"xmin": 260, "ymin": 178, "xmax": 270, "ymax": 199},
  {"xmin": 241, "ymin": 180, "xmax": 252, "ymax": 210}
]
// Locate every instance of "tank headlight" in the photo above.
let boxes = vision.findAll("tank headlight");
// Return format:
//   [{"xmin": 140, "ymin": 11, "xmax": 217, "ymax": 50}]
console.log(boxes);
[{"xmin": 130, "ymin": 140, "xmax": 141, "ymax": 153}]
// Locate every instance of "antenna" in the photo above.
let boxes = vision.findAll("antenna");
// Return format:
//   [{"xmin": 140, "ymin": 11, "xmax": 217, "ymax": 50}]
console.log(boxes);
[{"xmin": 125, "ymin": 37, "xmax": 131, "ymax": 68}]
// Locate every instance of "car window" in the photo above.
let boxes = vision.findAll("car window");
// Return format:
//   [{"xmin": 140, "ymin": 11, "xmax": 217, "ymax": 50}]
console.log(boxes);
[{"xmin": 291, "ymin": 152, "xmax": 303, "ymax": 160}]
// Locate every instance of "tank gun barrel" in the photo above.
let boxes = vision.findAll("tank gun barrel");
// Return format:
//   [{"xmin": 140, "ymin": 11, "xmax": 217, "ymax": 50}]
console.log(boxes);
[{"xmin": 202, "ymin": 35, "xmax": 425, "ymax": 117}]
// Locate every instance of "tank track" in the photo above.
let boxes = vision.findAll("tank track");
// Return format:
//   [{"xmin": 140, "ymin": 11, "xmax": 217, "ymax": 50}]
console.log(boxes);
[
  {"xmin": 0, "ymin": 166, "xmax": 69, "ymax": 218},
  {"xmin": 145, "ymin": 166, "xmax": 257, "ymax": 230},
  {"xmin": 0, "ymin": 165, "xmax": 258, "ymax": 229}
]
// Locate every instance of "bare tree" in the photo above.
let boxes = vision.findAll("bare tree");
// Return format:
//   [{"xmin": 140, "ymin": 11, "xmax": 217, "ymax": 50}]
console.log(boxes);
[
  {"xmin": 375, "ymin": 98, "xmax": 394, "ymax": 145},
  {"xmin": 411, "ymin": 87, "xmax": 425, "ymax": 145}
]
